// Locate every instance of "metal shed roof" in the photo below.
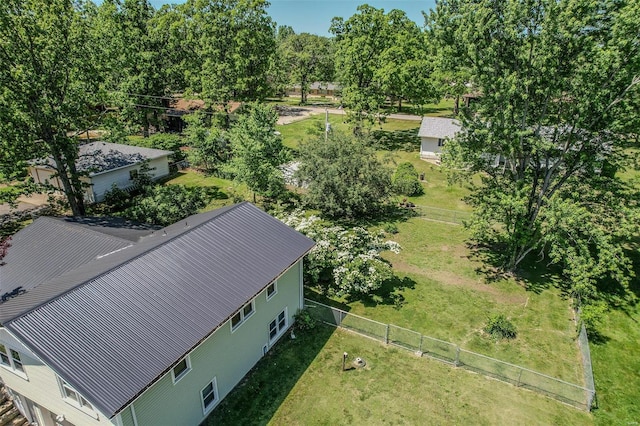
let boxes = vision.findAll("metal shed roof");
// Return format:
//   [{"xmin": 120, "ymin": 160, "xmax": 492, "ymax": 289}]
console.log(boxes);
[{"xmin": 4, "ymin": 202, "xmax": 314, "ymax": 418}]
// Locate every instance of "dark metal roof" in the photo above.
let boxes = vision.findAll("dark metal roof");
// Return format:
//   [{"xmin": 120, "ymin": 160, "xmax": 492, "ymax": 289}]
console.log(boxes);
[
  {"xmin": 5, "ymin": 202, "xmax": 314, "ymax": 418},
  {"xmin": 0, "ymin": 217, "xmax": 132, "ymax": 310}
]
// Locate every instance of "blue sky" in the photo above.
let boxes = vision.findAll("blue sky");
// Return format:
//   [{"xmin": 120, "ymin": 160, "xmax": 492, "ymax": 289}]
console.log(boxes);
[{"xmin": 147, "ymin": 1, "xmax": 437, "ymax": 36}]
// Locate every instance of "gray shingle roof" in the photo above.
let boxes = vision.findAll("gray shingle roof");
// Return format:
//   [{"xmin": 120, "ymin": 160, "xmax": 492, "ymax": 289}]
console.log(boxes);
[
  {"xmin": 417, "ymin": 117, "xmax": 461, "ymax": 139},
  {"xmin": 4, "ymin": 202, "xmax": 314, "ymax": 418},
  {"xmin": 32, "ymin": 142, "xmax": 173, "ymax": 175}
]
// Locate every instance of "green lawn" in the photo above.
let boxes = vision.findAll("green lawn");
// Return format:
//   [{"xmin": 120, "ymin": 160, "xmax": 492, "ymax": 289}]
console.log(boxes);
[{"xmin": 208, "ymin": 327, "xmax": 592, "ymax": 425}]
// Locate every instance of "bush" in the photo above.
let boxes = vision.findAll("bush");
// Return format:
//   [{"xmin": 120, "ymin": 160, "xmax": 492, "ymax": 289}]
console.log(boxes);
[
  {"xmin": 484, "ymin": 314, "xmax": 517, "ymax": 340},
  {"xmin": 293, "ymin": 308, "xmax": 317, "ymax": 331},
  {"xmin": 103, "ymin": 184, "xmax": 132, "ymax": 211},
  {"xmin": 392, "ymin": 162, "xmax": 423, "ymax": 197},
  {"xmin": 121, "ymin": 184, "xmax": 208, "ymax": 226}
]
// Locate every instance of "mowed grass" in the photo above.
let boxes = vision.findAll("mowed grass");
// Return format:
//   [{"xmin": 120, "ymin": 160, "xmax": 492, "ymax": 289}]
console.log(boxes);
[
  {"xmin": 335, "ymin": 218, "xmax": 584, "ymax": 384},
  {"xmin": 277, "ymin": 114, "xmax": 421, "ymax": 150},
  {"xmin": 208, "ymin": 327, "xmax": 592, "ymax": 425},
  {"xmin": 590, "ymin": 299, "xmax": 640, "ymax": 425}
]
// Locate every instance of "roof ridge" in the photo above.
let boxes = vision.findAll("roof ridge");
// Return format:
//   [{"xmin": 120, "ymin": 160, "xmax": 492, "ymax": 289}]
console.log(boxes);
[
  {"xmin": 44, "ymin": 216, "xmax": 134, "ymax": 245},
  {"xmin": 5, "ymin": 203, "xmax": 248, "ymax": 325}
]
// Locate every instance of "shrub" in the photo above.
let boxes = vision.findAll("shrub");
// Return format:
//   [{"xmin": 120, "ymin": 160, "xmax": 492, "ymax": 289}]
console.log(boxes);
[
  {"xmin": 103, "ymin": 184, "xmax": 132, "ymax": 212},
  {"xmin": 121, "ymin": 185, "xmax": 208, "ymax": 226},
  {"xmin": 392, "ymin": 162, "xmax": 423, "ymax": 197},
  {"xmin": 484, "ymin": 314, "xmax": 517, "ymax": 340},
  {"xmin": 293, "ymin": 308, "xmax": 317, "ymax": 331},
  {"xmin": 277, "ymin": 210, "xmax": 401, "ymax": 297}
]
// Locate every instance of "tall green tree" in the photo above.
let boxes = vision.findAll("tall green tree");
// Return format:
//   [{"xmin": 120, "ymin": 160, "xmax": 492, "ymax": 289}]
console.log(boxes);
[
  {"xmin": 431, "ymin": 0, "xmax": 640, "ymax": 310},
  {"xmin": 0, "ymin": 0, "xmax": 101, "ymax": 216},
  {"xmin": 95, "ymin": 0, "xmax": 167, "ymax": 137},
  {"xmin": 331, "ymin": 6, "xmax": 434, "ymax": 126},
  {"xmin": 296, "ymin": 132, "xmax": 393, "ymax": 219},
  {"xmin": 279, "ymin": 32, "xmax": 334, "ymax": 104},
  {"xmin": 185, "ymin": 0, "xmax": 276, "ymax": 127},
  {"xmin": 227, "ymin": 103, "xmax": 288, "ymax": 201}
]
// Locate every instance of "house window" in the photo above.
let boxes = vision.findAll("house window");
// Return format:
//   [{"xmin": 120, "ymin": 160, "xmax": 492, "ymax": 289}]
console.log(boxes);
[
  {"xmin": 172, "ymin": 356, "xmax": 191, "ymax": 384},
  {"xmin": 266, "ymin": 282, "xmax": 277, "ymax": 300},
  {"xmin": 59, "ymin": 378, "xmax": 96, "ymax": 415},
  {"xmin": 230, "ymin": 300, "xmax": 255, "ymax": 331},
  {"xmin": 0, "ymin": 344, "xmax": 26, "ymax": 377},
  {"xmin": 437, "ymin": 138, "xmax": 445, "ymax": 147},
  {"xmin": 201, "ymin": 377, "xmax": 219, "ymax": 415},
  {"xmin": 129, "ymin": 169, "xmax": 138, "ymax": 180},
  {"xmin": 269, "ymin": 309, "xmax": 287, "ymax": 342}
]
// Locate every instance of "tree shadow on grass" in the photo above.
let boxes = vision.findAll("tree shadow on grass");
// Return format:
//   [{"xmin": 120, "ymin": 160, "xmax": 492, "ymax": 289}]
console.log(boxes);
[
  {"xmin": 369, "ymin": 129, "xmax": 420, "ymax": 152},
  {"xmin": 467, "ymin": 242, "xmax": 559, "ymax": 295},
  {"xmin": 357, "ymin": 276, "xmax": 417, "ymax": 309},
  {"xmin": 206, "ymin": 324, "xmax": 336, "ymax": 426}
]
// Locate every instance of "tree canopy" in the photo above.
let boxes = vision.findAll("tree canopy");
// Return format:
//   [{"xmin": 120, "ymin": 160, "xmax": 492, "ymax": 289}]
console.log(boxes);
[
  {"xmin": 331, "ymin": 5, "xmax": 436, "ymax": 127},
  {"xmin": 296, "ymin": 132, "xmax": 393, "ymax": 219},
  {"xmin": 0, "ymin": 0, "xmax": 102, "ymax": 216},
  {"xmin": 278, "ymin": 32, "xmax": 334, "ymax": 104},
  {"xmin": 431, "ymin": 0, "xmax": 640, "ymax": 319}
]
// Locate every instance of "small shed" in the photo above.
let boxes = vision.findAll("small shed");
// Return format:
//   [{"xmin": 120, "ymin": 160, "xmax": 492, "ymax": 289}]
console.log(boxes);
[{"xmin": 417, "ymin": 117, "xmax": 461, "ymax": 161}]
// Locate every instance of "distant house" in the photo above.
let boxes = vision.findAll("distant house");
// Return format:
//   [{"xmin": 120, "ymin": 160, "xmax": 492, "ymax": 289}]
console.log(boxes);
[
  {"xmin": 418, "ymin": 117, "xmax": 462, "ymax": 160},
  {"xmin": 0, "ymin": 202, "xmax": 314, "ymax": 426},
  {"xmin": 287, "ymin": 82, "xmax": 340, "ymax": 98},
  {"xmin": 28, "ymin": 142, "xmax": 173, "ymax": 203}
]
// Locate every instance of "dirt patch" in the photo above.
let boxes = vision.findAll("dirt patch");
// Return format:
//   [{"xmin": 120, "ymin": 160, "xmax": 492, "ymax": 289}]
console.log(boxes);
[{"xmin": 391, "ymin": 259, "xmax": 528, "ymax": 305}]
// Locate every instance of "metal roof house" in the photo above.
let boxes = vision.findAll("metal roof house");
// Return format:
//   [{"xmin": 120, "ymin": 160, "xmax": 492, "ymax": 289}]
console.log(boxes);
[
  {"xmin": 418, "ymin": 117, "xmax": 462, "ymax": 161},
  {"xmin": 0, "ymin": 203, "xmax": 314, "ymax": 426},
  {"xmin": 28, "ymin": 142, "xmax": 173, "ymax": 203}
]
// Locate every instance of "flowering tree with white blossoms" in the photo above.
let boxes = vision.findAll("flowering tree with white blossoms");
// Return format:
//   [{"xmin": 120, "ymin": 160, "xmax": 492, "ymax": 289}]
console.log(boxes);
[{"xmin": 277, "ymin": 210, "xmax": 401, "ymax": 297}]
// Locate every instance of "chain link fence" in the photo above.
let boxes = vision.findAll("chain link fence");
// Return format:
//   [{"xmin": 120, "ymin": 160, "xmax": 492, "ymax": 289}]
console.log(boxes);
[
  {"xmin": 576, "ymin": 311, "xmax": 597, "ymax": 409},
  {"xmin": 305, "ymin": 299, "xmax": 596, "ymax": 411},
  {"xmin": 413, "ymin": 205, "xmax": 471, "ymax": 225}
]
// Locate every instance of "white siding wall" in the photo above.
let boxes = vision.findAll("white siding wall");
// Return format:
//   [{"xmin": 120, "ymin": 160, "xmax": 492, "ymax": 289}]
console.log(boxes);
[
  {"xmin": 120, "ymin": 261, "xmax": 303, "ymax": 426},
  {"xmin": 0, "ymin": 329, "xmax": 113, "ymax": 426},
  {"xmin": 90, "ymin": 156, "xmax": 170, "ymax": 202},
  {"xmin": 420, "ymin": 137, "xmax": 444, "ymax": 159}
]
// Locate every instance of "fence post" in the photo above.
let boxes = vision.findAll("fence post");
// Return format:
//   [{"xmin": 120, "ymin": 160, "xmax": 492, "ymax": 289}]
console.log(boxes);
[
  {"xmin": 454, "ymin": 347, "xmax": 460, "ymax": 366},
  {"xmin": 419, "ymin": 335, "xmax": 423, "ymax": 353},
  {"xmin": 517, "ymin": 368, "xmax": 523, "ymax": 387},
  {"xmin": 385, "ymin": 324, "xmax": 389, "ymax": 344}
]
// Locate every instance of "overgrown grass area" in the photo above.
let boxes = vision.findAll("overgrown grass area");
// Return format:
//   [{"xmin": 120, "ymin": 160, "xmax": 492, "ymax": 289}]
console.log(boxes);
[
  {"xmin": 208, "ymin": 327, "xmax": 592, "ymax": 425},
  {"xmin": 162, "ymin": 171, "xmax": 241, "ymax": 211}
]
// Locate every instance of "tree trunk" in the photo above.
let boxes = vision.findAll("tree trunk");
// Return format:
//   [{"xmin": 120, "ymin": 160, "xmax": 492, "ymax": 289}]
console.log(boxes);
[
  {"xmin": 398, "ymin": 98, "xmax": 402, "ymax": 112},
  {"xmin": 454, "ymin": 96, "xmax": 460, "ymax": 115},
  {"xmin": 52, "ymin": 152, "xmax": 85, "ymax": 217}
]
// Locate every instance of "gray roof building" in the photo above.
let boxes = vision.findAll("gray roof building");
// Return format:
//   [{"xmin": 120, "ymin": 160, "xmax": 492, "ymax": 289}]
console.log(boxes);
[
  {"xmin": 418, "ymin": 117, "xmax": 462, "ymax": 140},
  {"xmin": 1, "ymin": 202, "xmax": 314, "ymax": 418},
  {"xmin": 32, "ymin": 142, "xmax": 173, "ymax": 176}
]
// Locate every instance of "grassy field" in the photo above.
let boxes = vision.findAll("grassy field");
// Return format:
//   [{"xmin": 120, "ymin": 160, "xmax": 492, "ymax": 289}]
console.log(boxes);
[{"xmin": 208, "ymin": 327, "xmax": 592, "ymax": 425}]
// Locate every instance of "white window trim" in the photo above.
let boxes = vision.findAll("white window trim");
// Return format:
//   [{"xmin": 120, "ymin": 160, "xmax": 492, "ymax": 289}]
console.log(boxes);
[
  {"xmin": 266, "ymin": 281, "xmax": 278, "ymax": 301},
  {"xmin": 57, "ymin": 377, "xmax": 99, "ymax": 419},
  {"xmin": 171, "ymin": 355, "xmax": 192, "ymax": 384},
  {"xmin": 0, "ymin": 344, "xmax": 28, "ymax": 380},
  {"xmin": 201, "ymin": 377, "xmax": 219, "ymax": 415},
  {"xmin": 230, "ymin": 300, "xmax": 255, "ymax": 332},
  {"xmin": 268, "ymin": 307, "xmax": 288, "ymax": 343}
]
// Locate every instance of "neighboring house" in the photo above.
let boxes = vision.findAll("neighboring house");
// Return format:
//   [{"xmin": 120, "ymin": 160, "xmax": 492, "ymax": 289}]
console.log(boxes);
[
  {"xmin": 0, "ymin": 202, "xmax": 314, "ymax": 426},
  {"xmin": 418, "ymin": 117, "xmax": 462, "ymax": 160},
  {"xmin": 287, "ymin": 82, "xmax": 340, "ymax": 98},
  {"xmin": 28, "ymin": 142, "xmax": 173, "ymax": 203}
]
